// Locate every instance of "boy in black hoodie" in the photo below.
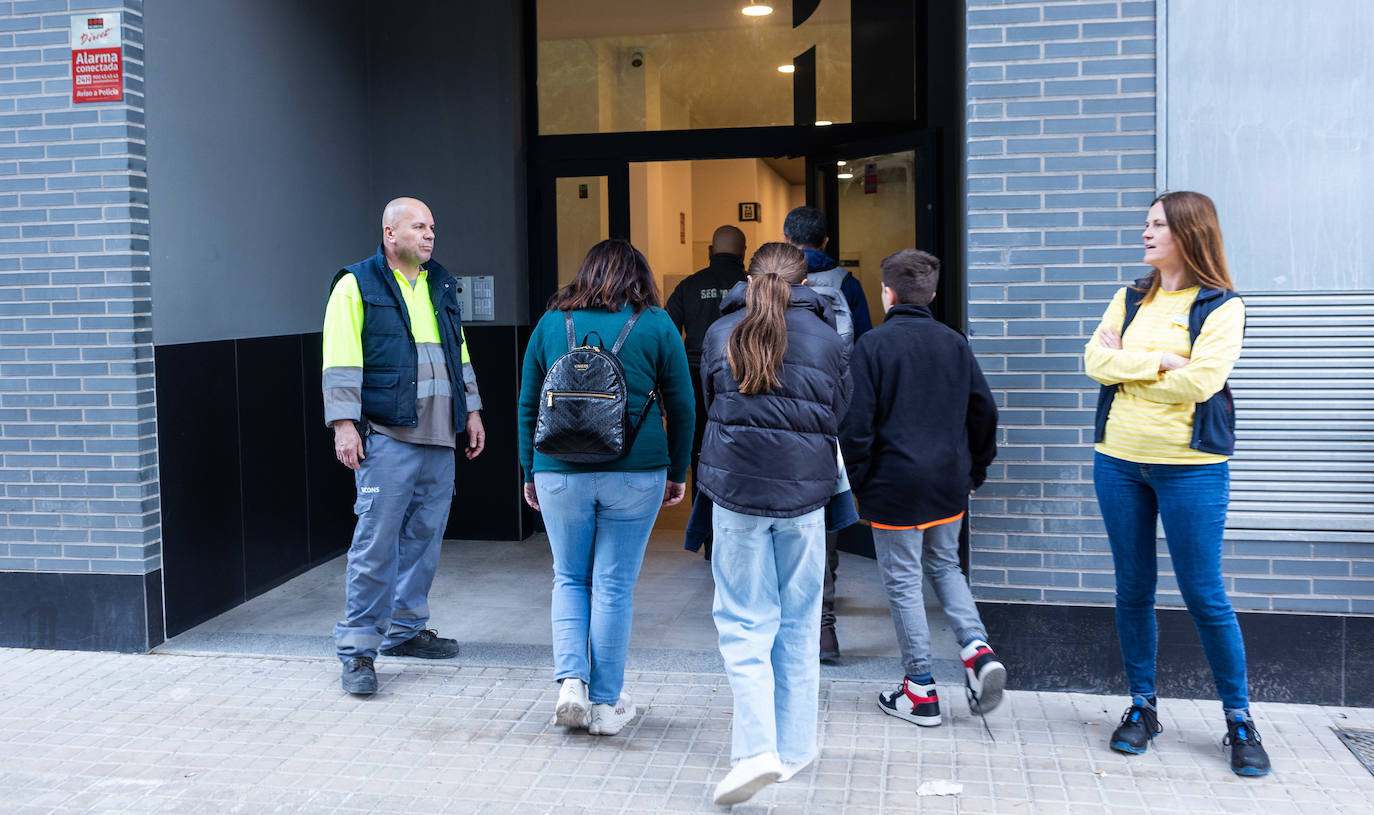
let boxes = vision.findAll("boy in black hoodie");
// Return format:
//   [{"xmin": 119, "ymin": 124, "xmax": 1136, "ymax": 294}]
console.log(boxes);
[{"xmin": 839, "ymin": 249, "xmax": 1004, "ymax": 727}]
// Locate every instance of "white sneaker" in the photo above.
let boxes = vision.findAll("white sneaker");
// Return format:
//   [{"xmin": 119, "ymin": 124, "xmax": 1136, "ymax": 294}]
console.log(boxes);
[
  {"xmin": 713, "ymin": 753, "xmax": 783, "ymax": 806},
  {"xmin": 959, "ymin": 639, "xmax": 1007, "ymax": 715},
  {"xmin": 777, "ymin": 757, "xmax": 812, "ymax": 783},
  {"xmin": 588, "ymin": 692, "xmax": 635, "ymax": 735},
  {"xmin": 553, "ymin": 677, "xmax": 590, "ymax": 728}
]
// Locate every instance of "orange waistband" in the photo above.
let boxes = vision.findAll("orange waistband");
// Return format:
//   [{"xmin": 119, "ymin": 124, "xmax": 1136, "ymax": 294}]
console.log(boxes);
[{"xmin": 870, "ymin": 511, "xmax": 965, "ymax": 532}]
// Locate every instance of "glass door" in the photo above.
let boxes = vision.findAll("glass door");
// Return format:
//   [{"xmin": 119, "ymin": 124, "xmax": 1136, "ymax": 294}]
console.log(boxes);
[
  {"xmin": 532, "ymin": 161, "xmax": 630, "ymax": 317},
  {"xmin": 812, "ymin": 130, "xmax": 951, "ymax": 329}
]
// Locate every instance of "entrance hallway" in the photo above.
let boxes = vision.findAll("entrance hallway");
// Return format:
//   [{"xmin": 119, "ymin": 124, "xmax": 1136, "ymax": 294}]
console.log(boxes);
[{"xmin": 157, "ymin": 532, "xmax": 967, "ymax": 683}]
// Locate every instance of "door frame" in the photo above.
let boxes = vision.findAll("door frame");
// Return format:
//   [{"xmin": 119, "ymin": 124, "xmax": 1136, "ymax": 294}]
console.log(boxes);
[{"xmin": 527, "ymin": 123, "xmax": 953, "ymax": 328}]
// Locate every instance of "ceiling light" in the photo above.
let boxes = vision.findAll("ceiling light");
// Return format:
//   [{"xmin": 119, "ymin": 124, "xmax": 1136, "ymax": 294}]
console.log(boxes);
[
  {"xmin": 837, "ymin": 171, "xmax": 854, "ymax": 179},
  {"xmin": 836, "ymin": 160, "xmax": 847, "ymax": 166},
  {"xmin": 777, "ymin": 64, "xmax": 795, "ymax": 73},
  {"xmin": 741, "ymin": 4, "xmax": 773, "ymax": 16},
  {"xmin": 814, "ymin": 120, "xmax": 832, "ymax": 126}
]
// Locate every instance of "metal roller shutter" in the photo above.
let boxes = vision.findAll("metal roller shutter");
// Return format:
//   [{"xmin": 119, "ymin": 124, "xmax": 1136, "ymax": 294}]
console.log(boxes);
[{"xmin": 1228, "ymin": 292, "xmax": 1374, "ymax": 532}]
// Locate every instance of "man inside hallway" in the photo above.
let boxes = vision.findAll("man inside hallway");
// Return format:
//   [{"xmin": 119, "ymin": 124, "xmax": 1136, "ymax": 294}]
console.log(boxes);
[
  {"xmin": 666, "ymin": 225, "xmax": 748, "ymax": 558},
  {"xmin": 322, "ymin": 196, "xmax": 486, "ymax": 694}
]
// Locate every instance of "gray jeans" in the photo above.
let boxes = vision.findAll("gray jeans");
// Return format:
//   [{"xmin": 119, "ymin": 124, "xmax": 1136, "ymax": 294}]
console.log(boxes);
[{"xmin": 872, "ymin": 521, "xmax": 987, "ymax": 677}]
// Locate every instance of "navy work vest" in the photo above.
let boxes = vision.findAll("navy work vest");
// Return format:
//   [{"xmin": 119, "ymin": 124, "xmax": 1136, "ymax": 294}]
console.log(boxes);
[
  {"xmin": 1092, "ymin": 281, "xmax": 1243, "ymax": 456},
  {"xmin": 331, "ymin": 245, "xmax": 468, "ymax": 430}
]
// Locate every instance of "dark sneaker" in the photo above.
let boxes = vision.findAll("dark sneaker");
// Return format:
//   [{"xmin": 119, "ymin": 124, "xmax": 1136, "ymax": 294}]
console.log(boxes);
[
  {"xmin": 341, "ymin": 657, "xmax": 376, "ymax": 695},
  {"xmin": 878, "ymin": 677, "xmax": 942, "ymax": 726},
  {"xmin": 1110, "ymin": 700, "xmax": 1162, "ymax": 754},
  {"xmin": 379, "ymin": 629, "xmax": 460, "ymax": 659},
  {"xmin": 820, "ymin": 624, "xmax": 840, "ymax": 663},
  {"xmin": 959, "ymin": 639, "xmax": 1007, "ymax": 715},
  {"xmin": 1224, "ymin": 714, "xmax": 1272, "ymax": 777}
]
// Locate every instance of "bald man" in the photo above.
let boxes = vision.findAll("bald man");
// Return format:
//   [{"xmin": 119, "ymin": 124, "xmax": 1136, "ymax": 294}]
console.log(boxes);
[
  {"xmin": 666, "ymin": 225, "xmax": 748, "ymax": 556},
  {"xmin": 322, "ymin": 197, "xmax": 486, "ymax": 694}
]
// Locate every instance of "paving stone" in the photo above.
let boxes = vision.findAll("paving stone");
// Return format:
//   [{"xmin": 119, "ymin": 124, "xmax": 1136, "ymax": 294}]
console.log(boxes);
[{"xmin": 2, "ymin": 648, "xmax": 1373, "ymax": 813}]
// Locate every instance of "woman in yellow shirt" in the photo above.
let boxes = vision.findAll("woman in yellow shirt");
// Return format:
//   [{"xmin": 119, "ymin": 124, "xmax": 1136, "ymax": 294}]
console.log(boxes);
[{"xmin": 1084, "ymin": 191, "xmax": 1269, "ymax": 777}]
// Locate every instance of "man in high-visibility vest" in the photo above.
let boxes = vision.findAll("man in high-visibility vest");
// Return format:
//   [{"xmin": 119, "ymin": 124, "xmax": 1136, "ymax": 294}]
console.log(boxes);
[{"xmin": 322, "ymin": 197, "xmax": 485, "ymax": 695}]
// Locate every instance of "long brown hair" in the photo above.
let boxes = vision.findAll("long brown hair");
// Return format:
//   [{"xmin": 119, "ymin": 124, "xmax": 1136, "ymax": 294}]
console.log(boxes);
[
  {"xmin": 547, "ymin": 239, "xmax": 661, "ymax": 312},
  {"xmin": 1136, "ymin": 190, "xmax": 1235, "ymax": 302},
  {"xmin": 727, "ymin": 242, "xmax": 806, "ymax": 394}
]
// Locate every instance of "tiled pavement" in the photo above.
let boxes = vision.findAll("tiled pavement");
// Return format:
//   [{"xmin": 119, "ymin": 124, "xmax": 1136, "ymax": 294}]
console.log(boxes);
[{"xmin": 3, "ymin": 648, "xmax": 1373, "ymax": 814}]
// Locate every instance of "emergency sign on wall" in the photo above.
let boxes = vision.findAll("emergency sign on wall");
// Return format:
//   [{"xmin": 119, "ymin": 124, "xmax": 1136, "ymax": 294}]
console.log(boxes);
[{"xmin": 71, "ymin": 12, "xmax": 123, "ymax": 103}]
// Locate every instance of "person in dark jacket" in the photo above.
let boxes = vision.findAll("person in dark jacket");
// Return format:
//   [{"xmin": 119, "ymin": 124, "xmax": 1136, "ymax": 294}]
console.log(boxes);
[
  {"xmin": 839, "ymin": 249, "xmax": 1005, "ymax": 729},
  {"xmin": 666, "ymin": 225, "xmax": 748, "ymax": 557},
  {"xmin": 698, "ymin": 243, "xmax": 850, "ymax": 805},
  {"xmin": 784, "ymin": 205, "xmax": 871, "ymax": 660}
]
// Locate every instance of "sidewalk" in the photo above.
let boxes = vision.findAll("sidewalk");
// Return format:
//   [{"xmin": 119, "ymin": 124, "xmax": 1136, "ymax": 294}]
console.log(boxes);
[{"xmin": 4, "ymin": 647, "xmax": 1372, "ymax": 814}]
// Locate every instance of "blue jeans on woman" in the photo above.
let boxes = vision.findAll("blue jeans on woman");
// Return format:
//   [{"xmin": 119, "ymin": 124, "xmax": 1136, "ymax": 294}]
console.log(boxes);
[
  {"xmin": 535, "ymin": 469, "xmax": 666, "ymax": 705},
  {"xmin": 1093, "ymin": 452, "xmax": 1249, "ymax": 714},
  {"xmin": 711, "ymin": 505, "xmax": 826, "ymax": 765}
]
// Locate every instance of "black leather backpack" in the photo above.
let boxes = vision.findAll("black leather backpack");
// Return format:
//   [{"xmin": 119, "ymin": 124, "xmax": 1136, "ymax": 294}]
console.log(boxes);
[{"xmin": 534, "ymin": 310, "xmax": 659, "ymax": 463}]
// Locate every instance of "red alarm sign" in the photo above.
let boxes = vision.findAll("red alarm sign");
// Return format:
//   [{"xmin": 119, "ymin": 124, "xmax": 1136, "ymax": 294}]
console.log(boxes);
[{"xmin": 71, "ymin": 13, "xmax": 123, "ymax": 103}]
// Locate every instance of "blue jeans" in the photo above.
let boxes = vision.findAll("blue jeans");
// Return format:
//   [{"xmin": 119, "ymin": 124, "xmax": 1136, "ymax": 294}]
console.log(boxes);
[
  {"xmin": 535, "ymin": 469, "xmax": 665, "ymax": 705},
  {"xmin": 711, "ymin": 505, "xmax": 825, "ymax": 765},
  {"xmin": 1093, "ymin": 452, "xmax": 1249, "ymax": 713},
  {"xmin": 334, "ymin": 433, "xmax": 455, "ymax": 662}
]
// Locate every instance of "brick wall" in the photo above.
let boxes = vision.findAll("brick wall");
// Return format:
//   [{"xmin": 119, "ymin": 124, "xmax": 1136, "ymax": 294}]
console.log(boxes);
[
  {"xmin": 963, "ymin": 0, "xmax": 1373, "ymax": 614},
  {"xmin": 0, "ymin": 0, "xmax": 158, "ymax": 576}
]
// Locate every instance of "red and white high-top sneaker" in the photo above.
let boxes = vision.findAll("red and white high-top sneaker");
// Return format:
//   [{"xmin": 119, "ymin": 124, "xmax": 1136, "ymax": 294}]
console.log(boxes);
[
  {"xmin": 960, "ymin": 639, "xmax": 1007, "ymax": 715},
  {"xmin": 877, "ymin": 677, "xmax": 942, "ymax": 726}
]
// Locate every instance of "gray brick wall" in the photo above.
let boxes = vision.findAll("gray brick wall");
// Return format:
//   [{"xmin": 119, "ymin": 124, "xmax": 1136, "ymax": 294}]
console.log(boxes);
[
  {"xmin": 964, "ymin": 0, "xmax": 1373, "ymax": 614},
  {"xmin": 0, "ymin": 0, "xmax": 158, "ymax": 575}
]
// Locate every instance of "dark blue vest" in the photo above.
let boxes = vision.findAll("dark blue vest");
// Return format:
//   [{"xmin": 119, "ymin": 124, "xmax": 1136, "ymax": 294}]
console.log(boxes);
[
  {"xmin": 1093, "ymin": 281, "xmax": 1243, "ymax": 456},
  {"xmin": 331, "ymin": 245, "xmax": 468, "ymax": 430}
]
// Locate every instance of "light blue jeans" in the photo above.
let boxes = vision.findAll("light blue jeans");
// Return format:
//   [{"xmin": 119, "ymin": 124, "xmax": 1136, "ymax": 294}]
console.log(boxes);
[
  {"xmin": 711, "ymin": 504, "xmax": 825, "ymax": 765},
  {"xmin": 334, "ymin": 433, "xmax": 455, "ymax": 662},
  {"xmin": 535, "ymin": 469, "xmax": 665, "ymax": 705}
]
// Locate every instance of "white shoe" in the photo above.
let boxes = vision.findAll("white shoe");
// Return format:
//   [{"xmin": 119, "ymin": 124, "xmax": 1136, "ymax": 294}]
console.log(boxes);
[
  {"xmin": 588, "ymin": 692, "xmax": 635, "ymax": 735},
  {"xmin": 713, "ymin": 753, "xmax": 783, "ymax": 806},
  {"xmin": 554, "ymin": 677, "xmax": 590, "ymax": 728},
  {"xmin": 777, "ymin": 757, "xmax": 812, "ymax": 783}
]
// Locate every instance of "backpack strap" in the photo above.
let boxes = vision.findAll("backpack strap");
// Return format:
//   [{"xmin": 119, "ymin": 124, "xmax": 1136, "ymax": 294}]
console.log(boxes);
[
  {"xmin": 563, "ymin": 311, "xmax": 576, "ymax": 351},
  {"xmin": 610, "ymin": 309, "xmax": 644, "ymax": 355}
]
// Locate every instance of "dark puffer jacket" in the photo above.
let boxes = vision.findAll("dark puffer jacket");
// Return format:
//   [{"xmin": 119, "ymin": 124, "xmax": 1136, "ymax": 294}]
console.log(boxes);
[{"xmin": 697, "ymin": 282, "xmax": 851, "ymax": 518}]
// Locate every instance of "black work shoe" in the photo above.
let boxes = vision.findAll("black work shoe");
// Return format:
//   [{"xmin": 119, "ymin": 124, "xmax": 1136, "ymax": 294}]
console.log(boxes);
[
  {"xmin": 1110, "ymin": 700, "xmax": 1162, "ymax": 754},
  {"xmin": 819, "ymin": 624, "xmax": 840, "ymax": 663},
  {"xmin": 380, "ymin": 629, "xmax": 460, "ymax": 659},
  {"xmin": 341, "ymin": 657, "xmax": 376, "ymax": 695},
  {"xmin": 1224, "ymin": 714, "xmax": 1272, "ymax": 776}
]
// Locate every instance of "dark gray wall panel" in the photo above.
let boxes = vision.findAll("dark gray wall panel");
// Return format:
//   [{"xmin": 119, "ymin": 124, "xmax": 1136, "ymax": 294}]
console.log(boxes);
[
  {"xmin": 144, "ymin": 0, "xmax": 373, "ymax": 345},
  {"xmin": 145, "ymin": 0, "xmax": 528, "ymax": 345}
]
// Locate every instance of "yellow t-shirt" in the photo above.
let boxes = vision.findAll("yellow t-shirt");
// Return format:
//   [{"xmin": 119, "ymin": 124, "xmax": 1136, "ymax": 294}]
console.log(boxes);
[{"xmin": 1085, "ymin": 286, "xmax": 1245, "ymax": 464}]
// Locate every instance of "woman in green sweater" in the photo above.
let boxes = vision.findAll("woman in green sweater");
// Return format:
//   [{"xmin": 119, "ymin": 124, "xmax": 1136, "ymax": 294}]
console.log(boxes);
[{"xmin": 518, "ymin": 239, "xmax": 694, "ymax": 736}]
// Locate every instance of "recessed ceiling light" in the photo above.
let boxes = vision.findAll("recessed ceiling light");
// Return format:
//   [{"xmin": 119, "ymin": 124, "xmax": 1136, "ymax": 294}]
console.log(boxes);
[
  {"xmin": 837, "ymin": 171, "xmax": 854, "ymax": 179},
  {"xmin": 741, "ymin": 4, "xmax": 773, "ymax": 16},
  {"xmin": 814, "ymin": 120, "xmax": 832, "ymax": 126},
  {"xmin": 777, "ymin": 64, "xmax": 795, "ymax": 73}
]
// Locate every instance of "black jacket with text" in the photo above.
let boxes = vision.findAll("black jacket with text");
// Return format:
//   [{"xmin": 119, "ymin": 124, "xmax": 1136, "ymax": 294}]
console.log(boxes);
[{"xmin": 665, "ymin": 253, "xmax": 748, "ymax": 370}]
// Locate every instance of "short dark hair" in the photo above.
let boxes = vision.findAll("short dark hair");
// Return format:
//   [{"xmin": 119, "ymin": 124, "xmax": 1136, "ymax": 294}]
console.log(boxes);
[
  {"xmin": 782, "ymin": 206, "xmax": 827, "ymax": 249},
  {"xmin": 881, "ymin": 249, "xmax": 940, "ymax": 305}
]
